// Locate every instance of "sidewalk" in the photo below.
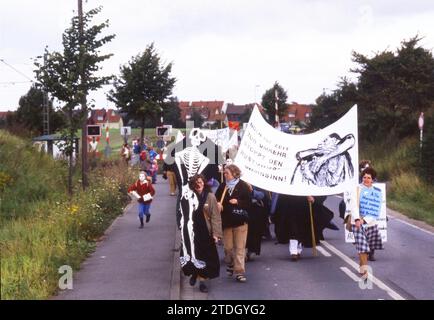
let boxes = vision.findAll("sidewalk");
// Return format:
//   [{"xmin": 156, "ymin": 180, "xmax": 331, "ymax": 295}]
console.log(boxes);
[{"xmin": 54, "ymin": 175, "xmax": 179, "ymax": 300}]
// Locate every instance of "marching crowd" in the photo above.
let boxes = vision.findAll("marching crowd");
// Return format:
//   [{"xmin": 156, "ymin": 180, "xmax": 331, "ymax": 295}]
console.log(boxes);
[{"xmin": 127, "ymin": 154, "xmax": 384, "ymax": 293}]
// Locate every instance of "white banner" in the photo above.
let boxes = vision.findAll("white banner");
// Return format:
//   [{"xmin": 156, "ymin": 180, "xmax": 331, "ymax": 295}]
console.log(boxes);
[
  {"xmin": 203, "ymin": 127, "xmax": 238, "ymax": 152},
  {"xmin": 234, "ymin": 105, "xmax": 359, "ymax": 196}
]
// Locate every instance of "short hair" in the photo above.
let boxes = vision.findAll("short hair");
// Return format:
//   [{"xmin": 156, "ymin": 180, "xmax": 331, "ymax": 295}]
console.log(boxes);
[
  {"xmin": 225, "ymin": 164, "xmax": 241, "ymax": 179},
  {"xmin": 188, "ymin": 174, "xmax": 210, "ymax": 192},
  {"xmin": 361, "ymin": 167, "xmax": 377, "ymax": 180},
  {"xmin": 139, "ymin": 170, "xmax": 147, "ymax": 175}
]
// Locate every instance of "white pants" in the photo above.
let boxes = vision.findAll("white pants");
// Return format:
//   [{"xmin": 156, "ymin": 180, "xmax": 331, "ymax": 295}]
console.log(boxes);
[{"xmin": 289, "ymin": 239, "xmax": 303, "ymax": 255}]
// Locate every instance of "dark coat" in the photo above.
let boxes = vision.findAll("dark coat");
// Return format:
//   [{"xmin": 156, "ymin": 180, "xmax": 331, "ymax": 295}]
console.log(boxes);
[
  {"xmin": 215, "ymin": 180, "xmax": 251, "ymax": 229},
  {"xmin": 273, "ymin": 195, "xmax": 333, "ymax": 247}
]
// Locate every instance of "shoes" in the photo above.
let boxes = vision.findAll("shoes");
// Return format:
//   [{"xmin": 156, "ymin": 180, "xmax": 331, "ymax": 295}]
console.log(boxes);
[
  {"xmin": 290, "ymin": 254, "xmax": 299, "ymax": 261},
  {"xmin": 146, "ymin": 215, "xmax": 151, "ymax": 223},
  {"xmin": 235, "ymin": 274, "xmax": 247, "ymax": 283},
  {"xmin": 368, "ymin": 250, "xmax": 376, "ymax": 261},
  {"xmin": 199, "ymin": 281, "xmax": 208, "ymax": 293},
  {"xmin": 189, "ymin": 274, "xmax": 197, "ymax": 286},
  {"xmin": 139, "ymin": 217, "xmax": 144, "ymax": 228},
  {"xmin": 170, "ymin": 193, "xmax": 176, "ymax": 196},
  {"xmin": 139, "ymin": 225, "xmax": 144, "ymax": 229},
  {"xmin": 326, "ymin": 221, "xmax": 339, "ymax": 231}
]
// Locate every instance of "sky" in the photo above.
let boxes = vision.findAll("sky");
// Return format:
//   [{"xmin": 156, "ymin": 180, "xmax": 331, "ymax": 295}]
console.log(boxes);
[{"xmin": 1, "ymin": 0, "xmax": 434, "ymax": 112}]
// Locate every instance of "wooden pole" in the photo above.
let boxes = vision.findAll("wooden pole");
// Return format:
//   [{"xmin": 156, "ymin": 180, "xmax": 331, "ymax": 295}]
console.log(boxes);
[{"xmin": 309, "ymin": 201, "xmax": 317, "ymax": 256}]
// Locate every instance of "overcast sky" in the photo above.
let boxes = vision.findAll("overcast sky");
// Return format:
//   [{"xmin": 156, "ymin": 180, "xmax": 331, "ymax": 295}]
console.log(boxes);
[{"xmin": 1, "ymin": 0, "xmax": 434, "ymax": 111}]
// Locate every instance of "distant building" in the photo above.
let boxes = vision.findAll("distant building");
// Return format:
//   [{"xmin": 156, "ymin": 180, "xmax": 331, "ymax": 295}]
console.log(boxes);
[
  {"xmin": 179, "ymin": 101, "xmax": 227, "ymax": 127},
  {"xmin": 225, "ymin": 103, "xmax": 264, "ymax": 122},
  {"xmin": 88, "ymin": 108, "xmax": 123, "ymax": 129},
  {"xmin": 280, "ymin": 103, "xmax": 313, "ymax": 125}
]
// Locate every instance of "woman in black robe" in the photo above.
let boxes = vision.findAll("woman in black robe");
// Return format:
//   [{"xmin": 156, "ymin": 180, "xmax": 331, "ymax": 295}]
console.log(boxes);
[
  {"xmin": 246, "ymin": 186, "xmax": 270, "ymax": 260},
  {"xmin": 181, "ymin": 174, "xmax": 222, "ymax": 292},
  {"xmin": 273, "ymin": 194, "xmax": 333, "ymax": 260}
]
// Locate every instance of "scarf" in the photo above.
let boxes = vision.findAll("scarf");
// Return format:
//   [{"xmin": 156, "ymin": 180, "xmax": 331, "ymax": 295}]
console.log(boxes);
[{"xmin": 226, "ymin": 178, "xmax": 240, "ymax": 196}]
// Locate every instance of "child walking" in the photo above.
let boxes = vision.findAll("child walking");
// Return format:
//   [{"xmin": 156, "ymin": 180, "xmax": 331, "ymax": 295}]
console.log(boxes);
[{"xmin": 128, "ymin": 171, "xmax": 156, "ymax": 228}]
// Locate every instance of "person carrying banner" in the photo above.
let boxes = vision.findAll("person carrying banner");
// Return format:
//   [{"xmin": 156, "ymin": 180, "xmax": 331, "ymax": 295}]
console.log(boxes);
[
  {"xmin": 273, "ymin": 194, "xmax": 334, "ymax": 261},
  {"xmin": 349, "ymin": 167, "xmax": 384, "ymax": 277},
  {"xmin": 184, "ymin": 174, "xmax": 222, "ymax": 293},
  {"xmin": 127, "ymin": 171, "xmax": 155, "ymax": 228},
  {"xmin": 215, "ymin": 164, "xmax": 251, "ymax": 283}
]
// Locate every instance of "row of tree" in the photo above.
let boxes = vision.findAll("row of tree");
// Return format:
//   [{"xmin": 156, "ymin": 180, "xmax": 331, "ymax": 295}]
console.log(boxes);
[{"xmin": 308, "ymin": 35, "xmax": 434, "ymax": 182}]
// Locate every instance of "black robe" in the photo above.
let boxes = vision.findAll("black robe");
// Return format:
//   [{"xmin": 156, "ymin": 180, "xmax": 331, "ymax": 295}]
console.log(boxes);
[
  {"xmin": 180, "ymin": 191, "xmax": 220, "ymax": 279},
  {"xmin": 246, "ymin": 188, "xmax": 270, "ymax": 255},
  {"xmin": 273, "ymin": 195, "xmax": 333, "ymax": 247}
]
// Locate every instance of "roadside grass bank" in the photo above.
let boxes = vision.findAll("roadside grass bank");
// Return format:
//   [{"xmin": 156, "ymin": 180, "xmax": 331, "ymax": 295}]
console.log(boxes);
[{"xmin": 0, "ymin": 130, "xmax": 135, "ymax": 299}]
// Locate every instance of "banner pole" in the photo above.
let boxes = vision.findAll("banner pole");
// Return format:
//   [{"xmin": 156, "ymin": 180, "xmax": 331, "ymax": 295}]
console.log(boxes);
[{"xmin": 309, "ymin": 201, "xmax": 317, "ymax": 257}]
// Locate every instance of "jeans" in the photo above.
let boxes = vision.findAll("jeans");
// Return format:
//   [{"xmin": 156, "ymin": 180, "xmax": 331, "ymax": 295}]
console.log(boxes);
[{"xmin": 138, "ymin": 203, "xmax": 151, "ymax": 219}]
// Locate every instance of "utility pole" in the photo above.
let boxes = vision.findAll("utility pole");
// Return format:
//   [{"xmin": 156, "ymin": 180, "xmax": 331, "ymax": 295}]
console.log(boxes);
[
  {"xmin": 274, "ymin": 88, "xmax": 279, "ymax": 124},
  {"xmin": 42, "ymin": 53, "xmax": 50, "ymax": 135},
  {"xmin": 78, "ymin": 0, "xmax": 89, "ymax": 189}
]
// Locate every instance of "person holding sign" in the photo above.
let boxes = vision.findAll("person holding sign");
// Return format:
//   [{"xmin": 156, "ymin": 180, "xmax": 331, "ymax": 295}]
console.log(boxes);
[
  {"xmin": 128, "ymin": 171, "xmax": 155, "ymax": 228},
  {"xmin": 351, "ymin": 167, "xmax": 384, "ymax": 277}
]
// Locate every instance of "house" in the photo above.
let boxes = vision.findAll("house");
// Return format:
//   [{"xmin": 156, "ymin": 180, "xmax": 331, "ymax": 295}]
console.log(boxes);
[
  {"xmin": 280, "ymin": 103, "xmax": 313, "ymax": 125},
  {"xmin": 225, "ymin": 103, "xmax": 264, "ymax": 122},
  {"xmin": 88, "ymin": 108, "xmax": 123, "ymax": 129},
  {"xmin": 179, "ymin": 101, "xmax": 227, "ymax": 127}
]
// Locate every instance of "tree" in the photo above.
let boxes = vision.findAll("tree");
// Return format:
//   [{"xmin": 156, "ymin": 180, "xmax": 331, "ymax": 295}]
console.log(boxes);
[
  {"xmin": 261, "ymin": 82, "xmax": 288, "ymax": 124},
  {"xmin": 352, "ymin": 35, "xmax": 434, "ymax": 142},
  {"xmin": 420, "ymin": 110, "xmax": 434, "ymax": 184},
  {"xmin": 14, "ymin": 85, "xmax": 64, "ymax": 135},
  {"xmin": 309, "ymin": 78, "xmax": 357, "ymax": 131},
  {"xmin": 109, "ymin": 43, "xmax": 176, "ymax": 149},
  {"xmin": 34, "ymin": 6, "xmax": 115, "ymax": 192},
  {"xmin": 190, "ymin": 110, "xmax": 204, "ymax": 128},
  {"xmin": 163, "ymin": 97, "xmax": 184, "ymax": 128}
]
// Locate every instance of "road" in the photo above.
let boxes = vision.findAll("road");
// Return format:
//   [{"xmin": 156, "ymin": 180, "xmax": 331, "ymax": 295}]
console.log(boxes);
[
  {"xmin": 182, "ymin": 196, "xmax": 434, "ymax": 300},
  {"xmin": 53, "ymin": 176, "xmax": 434, "ymax": 300}
]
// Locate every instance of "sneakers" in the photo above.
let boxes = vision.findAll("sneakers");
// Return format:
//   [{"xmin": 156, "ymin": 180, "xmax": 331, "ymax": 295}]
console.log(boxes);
[
  {"xmin": 145, "ymin": 214, "xmax": 151, "ymax": 223},
  {"xmin": 170, "ymin": 192, "xmax": 176, "ymax": 196},
  {"xmin": 235, "ymin": 274, "xmax": 247, "ymax": 283}
]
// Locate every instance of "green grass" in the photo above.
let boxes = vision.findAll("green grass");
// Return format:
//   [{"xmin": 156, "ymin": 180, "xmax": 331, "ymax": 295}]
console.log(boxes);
[
  {"xmin": 361, "ymin": 137, "xmax": 434, "ymax": 226},
  {"xmin": 0, "ymin": 129, "xmax": 136, "ymax": 299}
]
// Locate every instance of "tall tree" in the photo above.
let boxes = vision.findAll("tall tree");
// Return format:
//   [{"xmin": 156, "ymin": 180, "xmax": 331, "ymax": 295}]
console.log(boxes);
[
  {"xmin": 109, "ymin": 43, "xmax": 176, "ymax": 149},
  {"xmin": 352, "ymin": 35, "xmax": 434, "ymax": 142},
  {"xmin": 261, "ymin": 82, "xmax": 288, "ymax": 124},
  {"xmin": 34, "ymin": 6, "xmax": 115, "ymax": 192},
  {"xmin": 15, "ymin": 85, "xmax": 64, "ymax": 135},
  {"xmin": 163, "ymin": 97, "xmax": 184, "ymax": 128},
  {"xmin": 190, "ymin": 110, "xmax": 205, "ymax": 128}
]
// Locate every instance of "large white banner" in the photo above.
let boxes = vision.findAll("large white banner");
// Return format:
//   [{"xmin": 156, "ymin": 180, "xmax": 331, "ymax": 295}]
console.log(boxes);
[
  {"xmin": 203, "ymin": 127, "xmax": 238, "ymax": 152},
  {"xmin": 234, "ymin": 105, "xmax": 359, "ymax": 196}
]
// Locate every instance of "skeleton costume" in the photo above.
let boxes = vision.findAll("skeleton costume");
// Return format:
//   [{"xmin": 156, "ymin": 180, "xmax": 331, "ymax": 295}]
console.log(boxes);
[{"xmin": 171, "ymin": 129, "xmax": 221, "ymax": 276}]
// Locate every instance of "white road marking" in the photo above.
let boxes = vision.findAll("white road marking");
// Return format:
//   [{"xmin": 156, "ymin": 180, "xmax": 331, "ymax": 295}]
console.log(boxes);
[
  {"xmin": 321, "ymin": 240, "xmax": 405, "ymax": 300},
  {"xmin": 316, "ymin": 246, "xmax": 332, "ymax": 257},
  {"xmin": 340, "ymin": 266, "xmax": 360, "ymax": 282},
  {"xmin": 388, "ymin": 216, "xmax": 434, "ymax": 237}
]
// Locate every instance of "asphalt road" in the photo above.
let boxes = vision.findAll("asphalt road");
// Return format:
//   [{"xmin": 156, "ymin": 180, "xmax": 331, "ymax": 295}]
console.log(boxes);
[
  {"xmin": 54, "ymin": 175, "xmax": 178, "ymax": 300},
  {"xmin": 52, "ymin": 176, "xmax": 433, "ymax": 300},
  {"xmin": 183, "ymin": 196, "xmax": 434, "ymax": 300}
]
